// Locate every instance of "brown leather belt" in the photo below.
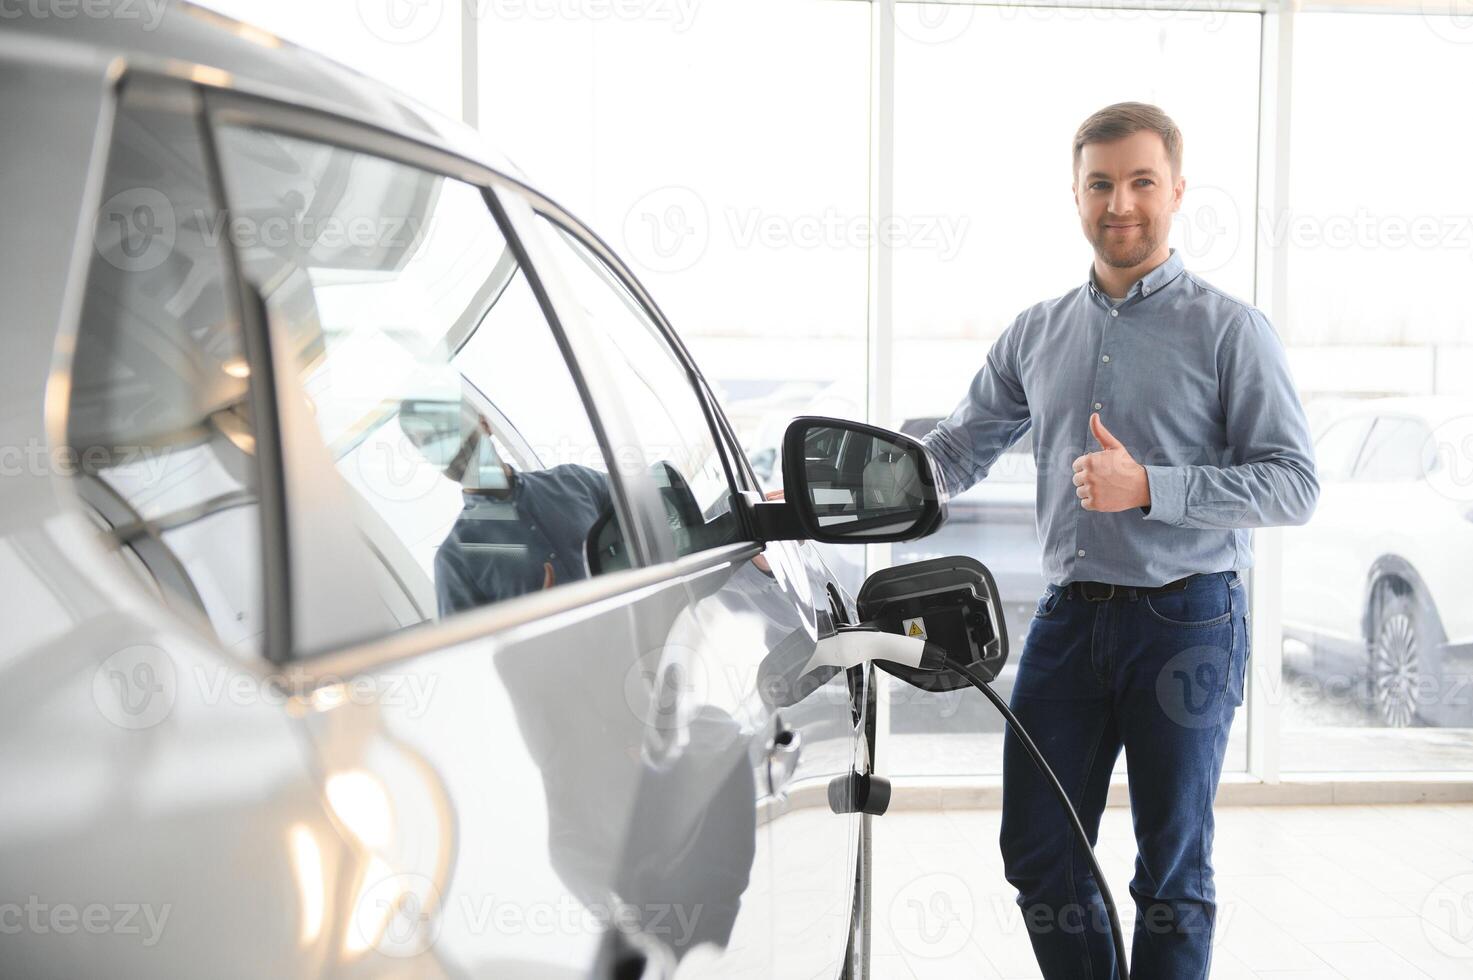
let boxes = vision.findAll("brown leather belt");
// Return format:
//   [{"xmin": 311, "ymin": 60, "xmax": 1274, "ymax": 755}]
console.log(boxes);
[{"xmin": 1066, "ymin": 574, "xmax": 1198, "ymax": 602}]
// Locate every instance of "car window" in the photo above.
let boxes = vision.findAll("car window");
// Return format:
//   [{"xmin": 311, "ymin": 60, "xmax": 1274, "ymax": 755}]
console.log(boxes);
[
  {"xmin": 1313, "ymin": 416, "xmax": 1373, "ymax": 482},
  {"xmin": 1352, "ymin": 417, "xmax": 1435, "ymax": 483},
  {"xmin": 534, "ymin": 216, "xmax": 741, "ymax": 558},
  {"xmin": 68, "ymin": 93, "xmax": 265, "ymax": 655},
  {"xmin": 215, "ymin": 126, "xmax": 633, "ymax": 652}
]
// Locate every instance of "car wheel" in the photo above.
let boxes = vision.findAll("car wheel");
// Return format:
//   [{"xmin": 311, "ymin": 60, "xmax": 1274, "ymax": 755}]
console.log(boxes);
[{"xmin": 1367, "ymin": 584, "xmax": 1439, "ymax": 728}]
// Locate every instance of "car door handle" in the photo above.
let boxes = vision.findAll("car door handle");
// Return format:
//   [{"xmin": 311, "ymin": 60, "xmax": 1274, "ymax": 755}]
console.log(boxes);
[{"xmin": 767, "ymin": 724, "xmax": 803, "ymax": 796}]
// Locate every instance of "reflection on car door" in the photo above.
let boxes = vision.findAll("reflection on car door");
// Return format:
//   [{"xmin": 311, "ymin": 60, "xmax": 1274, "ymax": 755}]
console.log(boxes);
[
  {"xmin": 523, "ymin": 211, "xmax": 860, "ymax": 979},
  {"xmin": 212, "ymin": 110, "xmax": 782, "ymax": 976}
]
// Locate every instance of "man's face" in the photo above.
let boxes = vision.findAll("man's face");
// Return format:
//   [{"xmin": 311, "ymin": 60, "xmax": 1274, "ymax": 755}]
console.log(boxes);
[{"xmin": 1073, "ymin": 130, "xmax": 1185, "ymax": 271}]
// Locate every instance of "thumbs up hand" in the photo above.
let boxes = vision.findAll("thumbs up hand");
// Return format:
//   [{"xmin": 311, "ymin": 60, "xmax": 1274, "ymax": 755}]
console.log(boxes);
[{"xmin": 1071, "ymin": 413, "xmax": 1151, "ymax": 513}]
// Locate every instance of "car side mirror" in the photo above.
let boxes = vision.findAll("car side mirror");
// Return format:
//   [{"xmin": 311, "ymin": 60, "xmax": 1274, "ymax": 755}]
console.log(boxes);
[{"xmin": 750, "ymin": 416, "xmax": 944, "ymax": 543}]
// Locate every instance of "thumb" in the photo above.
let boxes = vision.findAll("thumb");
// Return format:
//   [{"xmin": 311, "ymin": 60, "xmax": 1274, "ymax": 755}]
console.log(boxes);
[{"xmin": 1091, "ymin": 412, "xmax": 1123, "ymax": 450}]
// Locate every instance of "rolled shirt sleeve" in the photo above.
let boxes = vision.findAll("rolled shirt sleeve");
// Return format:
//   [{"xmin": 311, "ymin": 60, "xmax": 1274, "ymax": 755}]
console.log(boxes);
[{"xmin": 1142, "ymin": 307, "xmax": 1319, "ymax": 530}]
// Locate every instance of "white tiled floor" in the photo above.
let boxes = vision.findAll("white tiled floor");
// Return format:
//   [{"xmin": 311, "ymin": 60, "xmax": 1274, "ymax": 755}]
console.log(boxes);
[{"xmin": 871, "ymin": 803, "xmax": 1473, "ymax": 979}]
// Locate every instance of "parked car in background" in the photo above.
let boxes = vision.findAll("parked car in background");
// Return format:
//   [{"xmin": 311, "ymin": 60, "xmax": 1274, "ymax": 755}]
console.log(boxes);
[{"xmin": 1282, "ymin": 397, "xmax": 1473, "ymax": 728}]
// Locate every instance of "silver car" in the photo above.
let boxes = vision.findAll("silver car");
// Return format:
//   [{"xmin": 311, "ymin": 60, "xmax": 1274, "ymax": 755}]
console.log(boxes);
[{"xmin": 0, "ymin": 6, "xmax": 962, "ymax": 978}]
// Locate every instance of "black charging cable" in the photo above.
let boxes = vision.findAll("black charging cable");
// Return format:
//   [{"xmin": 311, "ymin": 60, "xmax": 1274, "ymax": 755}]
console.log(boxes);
[{"xmin": 944, "ymin": 656, "xmax": 1130, "ymax": 973}]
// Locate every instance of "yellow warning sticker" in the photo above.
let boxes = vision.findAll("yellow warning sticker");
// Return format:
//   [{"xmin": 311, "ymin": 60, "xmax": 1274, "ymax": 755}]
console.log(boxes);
[{"xmin": 903, "ymin": 617, "xmax": 927, "ymax": 640}]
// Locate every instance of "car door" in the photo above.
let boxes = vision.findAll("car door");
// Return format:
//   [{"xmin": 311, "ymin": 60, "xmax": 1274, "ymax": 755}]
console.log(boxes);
[
  {"xmin": 210, "ymin": 99, "xmax": 775, "ymax": 979},
  {"xmin": 520, "ymin": 207, "xmax": 861, "ymax": 980}
]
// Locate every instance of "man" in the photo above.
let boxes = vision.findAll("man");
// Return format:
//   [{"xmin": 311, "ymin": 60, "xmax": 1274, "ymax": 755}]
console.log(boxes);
[
  {"xmin": 398, "ymin": 399, "xmax": 611, "ymax": 613},
  {"xmin": 922, "ymin": 102, "xmax": 1318, "ymax": 979}
]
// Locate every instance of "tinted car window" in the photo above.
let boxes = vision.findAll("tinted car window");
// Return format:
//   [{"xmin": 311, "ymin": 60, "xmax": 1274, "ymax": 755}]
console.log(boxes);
[
  {"xmin": 69, "ymin": 94, "xmax": 264, "ymax": 653},
  {"xmin": 534, "ymin": 216, "xmax": 740, "ymax": 558},
  {"xmin": 215, "ymin": 127, "xmax": 632, "ymax": 650}
]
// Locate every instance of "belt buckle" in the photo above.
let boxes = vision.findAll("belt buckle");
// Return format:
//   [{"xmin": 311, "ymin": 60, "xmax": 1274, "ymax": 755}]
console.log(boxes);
[{"xmin": 1082, "ymin": 582, "xmax": 1115, "ymax": 602}]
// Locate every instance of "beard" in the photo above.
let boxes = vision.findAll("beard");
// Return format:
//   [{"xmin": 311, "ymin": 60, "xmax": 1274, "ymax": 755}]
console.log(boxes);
[{"xmin": 1090, "ymin": 218, "xmax": 1161, "ymax": 269}]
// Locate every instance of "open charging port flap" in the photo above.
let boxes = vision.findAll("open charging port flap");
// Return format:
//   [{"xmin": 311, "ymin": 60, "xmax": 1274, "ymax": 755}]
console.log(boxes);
[{"xmin": 856, "ymin": 555, "xmax": 1010, "ymax": 691}]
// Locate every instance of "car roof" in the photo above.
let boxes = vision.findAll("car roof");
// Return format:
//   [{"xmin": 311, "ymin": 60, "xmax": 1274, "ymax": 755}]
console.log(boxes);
[{"xmin": 6, "ymin": 0, "xmax": 524, "ymax": 181}]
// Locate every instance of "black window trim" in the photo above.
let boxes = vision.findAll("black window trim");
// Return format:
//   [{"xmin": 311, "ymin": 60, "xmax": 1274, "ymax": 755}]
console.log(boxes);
[{"xmin": 527, "ymin": 205, "xmax": 756, "ymax": 542}]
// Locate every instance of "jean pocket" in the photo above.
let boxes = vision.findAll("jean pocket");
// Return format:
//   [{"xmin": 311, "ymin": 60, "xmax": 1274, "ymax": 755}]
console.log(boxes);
[
  {"xmin": 1034, "ymin": 588, "xmax": 1063, "ymax": 620},
  {"xmin": 1144, "ymin": 580, "xmax": 1232, "ymax": 628}
]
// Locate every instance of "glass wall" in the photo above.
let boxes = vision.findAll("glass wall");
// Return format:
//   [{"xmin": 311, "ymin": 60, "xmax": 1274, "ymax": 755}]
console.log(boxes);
[
  {"xmin": 187, "ymin": 0, "xmax": 1473, "ymax": 782},
  {"xmin": 1278, "ymin": 12, "xmax": 1473, "ymax": 772}
]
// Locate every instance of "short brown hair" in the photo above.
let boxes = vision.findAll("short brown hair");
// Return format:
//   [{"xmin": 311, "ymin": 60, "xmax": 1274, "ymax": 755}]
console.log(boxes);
[{"xmin": 1072, "ymin": 102, "xmax": 1183, "ymax": 182}]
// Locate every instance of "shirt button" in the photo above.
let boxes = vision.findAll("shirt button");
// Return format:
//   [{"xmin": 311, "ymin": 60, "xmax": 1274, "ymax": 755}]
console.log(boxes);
[
  {"xmin": 1077, "ymin": 549, "xmax": 1087, "ymax": 558},
  {"xmin": 1110, "ymin": 309, "xmax": 1119, "ymax": 317},
  {"xmin": 1101, "ymin": 355, "xmax": 1111, "ymax": 363},
  {"xmin": 1093, "ymin": 402, "xmax": 1102, "ymax": 410},
  {"xmin": 1143, "ymin": 286, "xmax": 1151, "ymax": 295}
]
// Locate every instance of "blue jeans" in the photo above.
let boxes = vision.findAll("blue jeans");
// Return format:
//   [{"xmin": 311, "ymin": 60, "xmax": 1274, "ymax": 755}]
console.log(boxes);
[{"xmin": 999, "ymin": 571, "xmax": 1249, "ymax": 980}]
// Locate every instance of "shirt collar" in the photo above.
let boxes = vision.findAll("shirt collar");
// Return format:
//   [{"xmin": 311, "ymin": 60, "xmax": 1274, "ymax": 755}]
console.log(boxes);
[{"xmin": 1087, "ymin": 247, "xmax": 1185, "ymax": 306}]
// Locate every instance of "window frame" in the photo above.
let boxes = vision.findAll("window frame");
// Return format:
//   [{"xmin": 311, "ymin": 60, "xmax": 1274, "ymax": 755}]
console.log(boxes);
[
  {"xmin": 60, "ymin": 77, "xmax": 283, "ymax": 657},
  {"xmin": 524, "ymin": 208, "xmax": 755, "ymax": 556},
  {"xmin": 200, "ymin": 86, "xmax": 665, "ymax": 664}
]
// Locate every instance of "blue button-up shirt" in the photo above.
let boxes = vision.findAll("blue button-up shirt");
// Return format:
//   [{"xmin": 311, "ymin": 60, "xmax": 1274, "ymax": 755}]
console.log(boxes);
[{"xmin": 922, "ymin": 248, "xmax": 1319, "ymax": 588}]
